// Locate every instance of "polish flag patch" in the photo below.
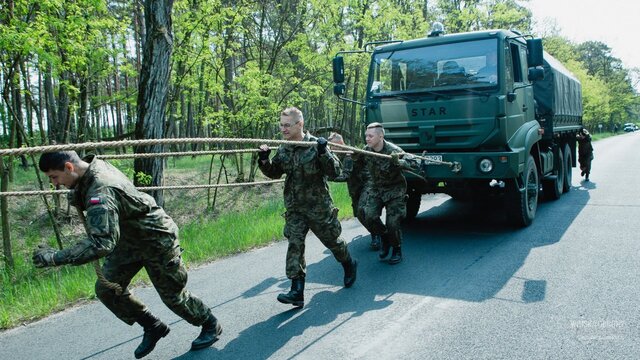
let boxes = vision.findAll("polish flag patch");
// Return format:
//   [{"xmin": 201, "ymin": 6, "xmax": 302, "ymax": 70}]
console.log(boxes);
[{"xmin": 90, "ymin": 197, "xmax": 101, "ymax": 205}]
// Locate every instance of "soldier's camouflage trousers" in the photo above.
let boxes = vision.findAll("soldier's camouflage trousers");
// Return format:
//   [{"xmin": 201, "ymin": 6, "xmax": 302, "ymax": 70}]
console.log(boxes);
[
  {"xmin": 351, "ymin": 190, "xmax": 366, "ymax": 226},
  {"xmin": 95, "ymin": 238, "xmax": 212, "ymax": 326},
  {"xmin": 283, "ymin": 207, "xmax": 350, "ymax": 279},
  {"xmin": 359, "ymin": 193, "xmax": 406, "ymax": 247}
]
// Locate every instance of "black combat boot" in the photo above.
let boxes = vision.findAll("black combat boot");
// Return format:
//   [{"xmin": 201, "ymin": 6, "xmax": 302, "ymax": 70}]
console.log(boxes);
[
  {"xmin": 370, "ymin": 234, "xmax": 381, "ymax": 250},
  {"xmin": 388, "ymin": 246, "xmax": 403, "ymax": 265},
  {"xmin": 135, "ymin": 311, "xmax": 170, "ymax": 359},
  {"xmin": 378, "ymin": 233, "xmax": 391, "ymax": 260},
  {"xmin": 341, "ymin": 256, "xmax": 358, "ymax": 288},
  {"xmin": 277, "ymin": 278, "xmax": 305, "ymax": 307},
  {"xmin": 191, "ymin": 315, "xmax": 223, "ymax": 351}
]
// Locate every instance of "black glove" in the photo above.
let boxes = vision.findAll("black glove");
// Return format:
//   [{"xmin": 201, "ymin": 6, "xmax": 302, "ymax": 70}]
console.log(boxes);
[
  {"xmin": 258, "ymin": 148, "xmax": 271, "ymax": 161},
  {"xmin": 32, "ymin": 244, "xmax": 58, "ymax": 268},
  {"xmin": 317, "ymin": 137, "xmax": 328, "ymax": 155}
]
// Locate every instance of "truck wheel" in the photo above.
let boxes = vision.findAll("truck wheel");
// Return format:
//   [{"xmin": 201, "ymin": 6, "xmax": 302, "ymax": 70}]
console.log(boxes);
[
  {"xmin": 562, "ymin": 143, "xmax": 572, "ymax": 193},
  {"xmin": 405, "ymin": 190, "xmax": 422, "ymax": 221},
  {"xmin": 507, "ymin": 155, "xmax": 539, "ymax": 227},
  {"xmin": 543, "ymin": 147, "xmax": 564, "ymax": 200}
]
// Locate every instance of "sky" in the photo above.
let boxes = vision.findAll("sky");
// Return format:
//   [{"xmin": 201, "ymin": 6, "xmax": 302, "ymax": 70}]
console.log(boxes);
[{"xmin": 524, "ymin": 0, "xmax": 639, "ymax": 88}]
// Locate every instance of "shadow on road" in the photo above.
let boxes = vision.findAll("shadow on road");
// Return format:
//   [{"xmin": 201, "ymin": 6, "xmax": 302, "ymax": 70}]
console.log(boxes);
[
  {"xmin": 173, "ymin": 287, "xmax": 392, "ymax": 359},
  {"xmin": 78, "ymin": 183, "xmax": 593, "ymax": 359}
]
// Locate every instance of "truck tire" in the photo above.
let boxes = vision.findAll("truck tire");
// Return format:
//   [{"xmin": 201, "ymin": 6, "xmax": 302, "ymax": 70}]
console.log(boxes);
[
  {"xmin": 562, "ymin": 143, "xmax": 572, "ymax": 193},
  {"xmin": 507, "ymin": 155, "xmax": 539, "ymax": 227},
  {"xmin": 543, "ymin": 146, "xmax": 564, "ymax": 200},
  {"xmin": 405, "ymin": 190, "xmax": 422, "ymax": 221}
]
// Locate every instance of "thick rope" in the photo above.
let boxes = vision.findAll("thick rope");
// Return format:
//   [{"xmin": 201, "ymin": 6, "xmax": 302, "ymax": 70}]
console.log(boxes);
[
  {"xmin": 0, "ymin": 189, "xmax": 71, "ymax": 197},
  {"xmin": 328, "ymin": 142, "xmax": 456, "ymax": 166},
  {"xmin": 98, "ymin": 148, "xmax": 275, "ymax": 159},
  {"xmin": 0, "ymin": 179, "xmax": 285, "ymax": 197},
  {"xmin": 0, "ymin": 135, "xmax": 453, "ymax": 165},
  {"xmin": 0, "ymin": 136, "xmax": 395, "ymax": 160},
  {"xmin": 0, "ymin": 137, "xmax": 313, "ymax": 156},
  {"xmin": 0, "ymin": 135, "xmax": 456, "ymax": 199},
  {"xmin": 135, "ymin": 179, "xmax": 284, "ymax": 191},
  {"xmin": 98, "ymin": 147, "xmax": 351, "ymax": 159}
]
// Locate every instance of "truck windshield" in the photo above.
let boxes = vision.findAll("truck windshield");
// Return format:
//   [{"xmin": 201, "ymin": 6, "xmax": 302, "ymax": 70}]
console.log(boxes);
[{"xmin": 369, "ymin": 38, "xmax": 498, "ymax": 95}]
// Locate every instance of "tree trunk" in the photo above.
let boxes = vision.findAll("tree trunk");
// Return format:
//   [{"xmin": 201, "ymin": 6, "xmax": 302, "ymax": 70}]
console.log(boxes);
[
  {"xmin": 121, "ymin": 38, "xmax": 134, "ymax": 132},
  {"xmin": 134, "ymin": 0, "xmax": 174, "ymax": 206},
  {"xmin": 44, "ymin": 64, "xmax": 57, "ymax": 143},
  {"xmin": 112, "ymin": 34, "xmax": 124, "ymax": 140},
  {"xmin": 57, "ymin": 70, "xmax": 71, "ymax": 144},
  {"xmin": 134, "ymin": 0, "xmax": 145, "ymax": 72},
  {"xmin": 93, "ymin": 81, "xmax": 102, "ymax": 141},
  {"xmin": 77, "ymin": 72, "xmax": 90, "ymax": 152},
  {"xmin": 10, "ymin": 63, "xmax": 28, "ymax": 169},
  {"xmin": 20, "ymin": 62, "xmax": 34, "ymax": 138},
  {"xmin": 1, "ymin": 156, "xmax": 13, "ymax": 270},
  {"xmin": 37, "ymin": 70, "xmax": 47, "ymax": 144}
]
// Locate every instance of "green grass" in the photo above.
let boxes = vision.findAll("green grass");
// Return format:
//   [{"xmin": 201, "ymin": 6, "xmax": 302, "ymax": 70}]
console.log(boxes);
[{"xmin": 180, "ymin": 198, "xmax": 286, "ymax": 262}]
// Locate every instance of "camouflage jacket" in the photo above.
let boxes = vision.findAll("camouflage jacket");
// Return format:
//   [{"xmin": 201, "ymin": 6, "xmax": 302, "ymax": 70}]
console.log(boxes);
[
  {"xmin": 329, "ymin": 152, "xmax": 368, "ymax": 199},
  {"xmin": 55, "ymin": 156, "xmax": 178, "ymax": 265},
  {"xmin": 357, "ymin": 140, "xmax": 418, "ymax": 200},
  {"xmin": 258, "ymin": 132, "xmax": 342, "ymax": 211},
  {"xmin": 577, "ymin": 134, "xmax": 594, "ymax": 158}
]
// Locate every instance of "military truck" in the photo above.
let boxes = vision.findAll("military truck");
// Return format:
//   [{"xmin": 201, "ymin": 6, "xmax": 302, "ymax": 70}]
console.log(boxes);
[{"xmin": 332, "ymin": 25, "xmax": 583, "ymax": 226}]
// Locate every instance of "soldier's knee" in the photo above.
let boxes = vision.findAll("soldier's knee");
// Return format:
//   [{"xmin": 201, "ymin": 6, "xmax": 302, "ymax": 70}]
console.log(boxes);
[{"xmin": 95, "ymin": 281, "xmax": 116, "ymax": 302}]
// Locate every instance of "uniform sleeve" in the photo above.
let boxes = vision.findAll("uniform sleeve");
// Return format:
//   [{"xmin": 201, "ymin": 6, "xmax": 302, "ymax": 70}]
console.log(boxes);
[
  {"xmin": 351, "ymin": 153, "xmax": 365, "ymax": 179},
  {"xmin": 318, "ymin": 148, "xmax": 342, "ymax": 179},
  {"xmin": 328, "ymin": 155, "xmax": 351, "ymax": 182},
  {"xmin": 54, "ymin": 189, "xmax": 120, "ymax": 266},
  {"xmin": 258, "ymin": 149, "xmax": 285, "ymax": 179},
  {"xmin": 398, "ymin": 153, "xmax": 422, "ymax": 172}
]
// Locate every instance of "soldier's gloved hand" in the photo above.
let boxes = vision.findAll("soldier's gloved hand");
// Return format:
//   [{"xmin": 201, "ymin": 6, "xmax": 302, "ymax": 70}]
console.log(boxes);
[
  {"xmin": 390, "ymin": 153, "xmax": 401, "ymax": 166},
  {"xmin": 32, "ymin": 244, "xmax": 58, "ymax": 268},
  {"xmin": 258, "ymin": 146, "xmax": 271, "ymax": 161},
  {"xmin": 317, "ymin": 137, "xmax": 328, "ymax": 155}
]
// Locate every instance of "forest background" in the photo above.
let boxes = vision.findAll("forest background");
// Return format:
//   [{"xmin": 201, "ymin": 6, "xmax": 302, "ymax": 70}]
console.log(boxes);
[{"xmin": 1, "ymin": 0, "xmax": 639, "ymax": 329}]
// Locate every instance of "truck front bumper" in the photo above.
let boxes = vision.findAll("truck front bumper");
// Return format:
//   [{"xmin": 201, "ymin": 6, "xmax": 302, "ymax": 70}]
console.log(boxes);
[{"xmin": 415, "ymin": 150, "xmax": 523, "ymax": 181}]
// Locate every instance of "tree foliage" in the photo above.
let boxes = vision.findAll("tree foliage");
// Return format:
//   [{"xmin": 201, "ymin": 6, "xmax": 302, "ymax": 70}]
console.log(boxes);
[
  {"xmin": 543, "ymin": 36, "xmax": 639, "ymax": 130},
  {"xmin": 1, "ymin": 0, "xmax": 639, "ymax": 270},
  {"xmin": 0, "ymin": 0, "xmax": 638, "ymax": 154}
]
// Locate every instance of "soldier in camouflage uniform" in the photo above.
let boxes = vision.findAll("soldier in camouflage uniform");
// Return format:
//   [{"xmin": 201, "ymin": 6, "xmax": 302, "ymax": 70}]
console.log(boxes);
[
  {"xmin": 327, "ymin": 132, "xmax": 381, "ymax": 250},
  {"xmin": 355, "ymin": 123, "xmax": 418, "ymax": 265},
  {"xmin": 258, "ymin": 107, "xmax": 358, "ymax": 308},
  {"xmin": 32, "ymin": 151, "xmax": 221, "ymax": 359},
  {"xmin": 577, "ymin": 127, "xmax": 594, "ymax": 181}
]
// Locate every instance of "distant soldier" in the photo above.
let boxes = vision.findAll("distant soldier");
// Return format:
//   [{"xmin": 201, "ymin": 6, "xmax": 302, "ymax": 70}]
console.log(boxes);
[
  {"xmin": 258, "ymin": 107, "xmax": 358, "ymax": 308},
  {"xmin": 355, "ymin": 123, "xmax": 419, "ymax": 264},
  {"xmin": 327, "ymin": 132, "xmax": 381, "ymax": 250},
  {"xmin": 577, "ymin": 127, "xmax": 594, "ymax": 181},
  {"xmin": 32, "ymin": 151, "xmax": 221, "ymax": 359}
]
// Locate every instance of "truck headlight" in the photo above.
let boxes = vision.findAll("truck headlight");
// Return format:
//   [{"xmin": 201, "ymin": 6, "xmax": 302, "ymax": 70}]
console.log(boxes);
[{"xmin": 478, "ymin": 158, "xmax": 494, "ymax": 173}]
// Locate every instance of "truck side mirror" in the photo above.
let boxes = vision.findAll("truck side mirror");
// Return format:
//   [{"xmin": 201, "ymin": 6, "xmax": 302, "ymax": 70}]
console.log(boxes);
[
  {"xmin": 333, "ymin": 83, "xmax": 346, "ymax": 96},
  {"xmin": 526, "ymin": 38, "xmax": 543, "ymax": 67},
  {"xmin": 528, "ymin": 67, "xmax": 544, "ymax": 82},
  {"xmin": 332, "ymin": 56, "xmax": 345, "ymax": 83}
]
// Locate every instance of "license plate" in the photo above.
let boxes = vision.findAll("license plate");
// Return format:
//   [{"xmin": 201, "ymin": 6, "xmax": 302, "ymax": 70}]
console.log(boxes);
[{"xmin": 423, "ymin": 154, "xmax": 443, "ymax": 164}]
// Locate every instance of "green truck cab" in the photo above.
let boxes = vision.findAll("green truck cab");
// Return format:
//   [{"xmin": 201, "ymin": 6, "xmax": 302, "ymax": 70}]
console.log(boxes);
[{"xmin": 333, "ymin": 26, "xmax": 583, "ymax": 227}]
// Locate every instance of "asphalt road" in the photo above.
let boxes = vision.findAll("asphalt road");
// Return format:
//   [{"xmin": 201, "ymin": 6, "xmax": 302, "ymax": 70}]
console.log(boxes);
[{"xmin": 2, "ymin": 132, "xmax": 639, "ymax": 359}]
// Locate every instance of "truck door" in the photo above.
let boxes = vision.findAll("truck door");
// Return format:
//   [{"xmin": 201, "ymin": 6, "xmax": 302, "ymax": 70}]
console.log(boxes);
[{"xmin": 505, "ymin": 42, "xmax": 533, "ymax": 133}]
